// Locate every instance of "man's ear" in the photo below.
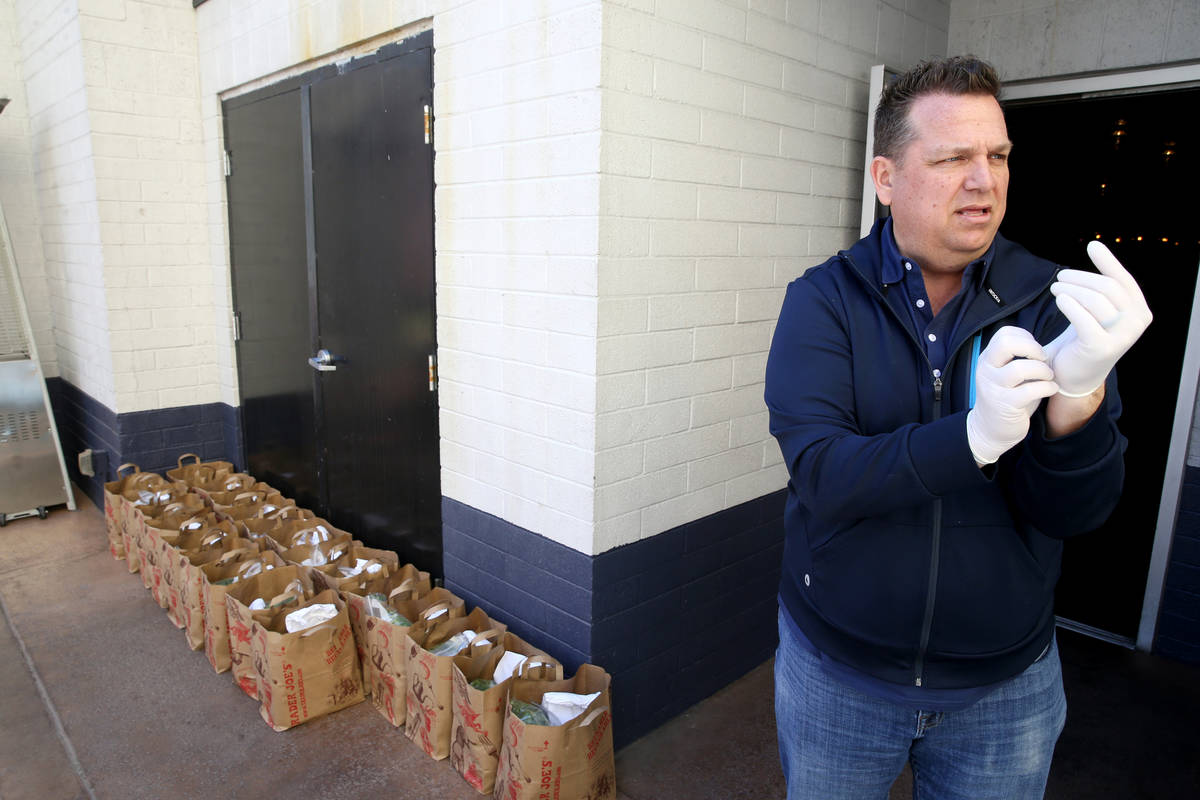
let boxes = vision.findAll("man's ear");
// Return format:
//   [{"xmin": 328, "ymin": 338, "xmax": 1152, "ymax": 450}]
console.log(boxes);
[{"xmin": 870, "ymin": 155, "xmax": 894, "ymax": 206}]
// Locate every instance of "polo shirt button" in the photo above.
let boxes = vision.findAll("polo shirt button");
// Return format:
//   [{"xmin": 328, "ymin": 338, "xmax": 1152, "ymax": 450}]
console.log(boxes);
[
  {"xmin": 804, "ymin": 574, "xmax": 811, "ymax": 587},
  {"xmin": 916, "ymin": 299, "xmax": 925, "ymax": 308},
  {"xmin": 928, "ymin": 333, "xmax": 937, "ymax": 342}
]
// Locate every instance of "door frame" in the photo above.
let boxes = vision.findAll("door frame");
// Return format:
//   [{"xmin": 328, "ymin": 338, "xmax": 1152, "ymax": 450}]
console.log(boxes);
[{"xmin": 861, "ymin": 62, "xmax": 1200, "ymax": 652}]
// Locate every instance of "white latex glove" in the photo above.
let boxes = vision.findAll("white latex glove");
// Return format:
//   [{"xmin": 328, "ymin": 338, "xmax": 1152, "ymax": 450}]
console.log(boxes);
[
  {"xmin": 1044, "ymin": 241, "xmax": 1152, "ymax": 397},
  {"xmin": 966, "ymin": 326, "xmax": 1060, "ymax": 465}
]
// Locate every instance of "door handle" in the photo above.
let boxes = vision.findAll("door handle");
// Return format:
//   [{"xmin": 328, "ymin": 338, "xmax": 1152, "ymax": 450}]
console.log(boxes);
[{"xmin": 307, "ymin": 349, "xmax": 343, "ymax": 372}]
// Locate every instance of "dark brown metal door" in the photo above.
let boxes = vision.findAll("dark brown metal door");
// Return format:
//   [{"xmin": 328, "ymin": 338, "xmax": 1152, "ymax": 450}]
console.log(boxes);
[
  {"xmin": 225, "ymin": 87, "xmax": 320, "ymax": 510},
  {"xmin": 225, "ymin": 34, "xmax": 441, "ymax": 573},
  {"xmin": 310, "ymin": 45, "xmax": 441, "ymax": 569}
]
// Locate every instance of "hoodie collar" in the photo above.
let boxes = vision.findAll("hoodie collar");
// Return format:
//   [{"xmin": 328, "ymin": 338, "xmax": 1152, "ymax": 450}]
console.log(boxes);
[
  {"xmin": 846, "ymin": 217, "xmax": 1058, "ymax": 310},
  {"xmin": 878, "ymin": 216, "xmax": 996, "ymax": 291}
]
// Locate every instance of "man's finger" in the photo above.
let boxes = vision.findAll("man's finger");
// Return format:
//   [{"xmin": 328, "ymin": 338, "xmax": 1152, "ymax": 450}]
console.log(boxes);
[
  {"xmin": 1087, "ymin": 240, "xmax": 1148, "ymax": 305},
  {"xmin": 1053, "ymin": 292, "xmax": 1107, "ymax": 342},
  {"xmin": 1009, "ymin": 379, "xmax": 1060, "ymax": 408},
  {"xmin": 983, "ymin": 326, "xmax": 1048, "ymax": 367},
  {"xmin": 993, "ymin": 357, "xmax": 1056, "ymax": 388},
  {"xmin": 1050, "ymin": 282, "xmax": 1121, "ymax": 327},
  {"xmin": 1042, "ymin": 326, "xmax": 1074, "ymax": 362}
]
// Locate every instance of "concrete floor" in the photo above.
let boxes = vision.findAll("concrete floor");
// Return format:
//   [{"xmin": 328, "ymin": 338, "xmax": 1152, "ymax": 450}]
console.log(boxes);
[{"xmin": 2, "ymin": 490, "xmax": 1198, "ymax": 799}]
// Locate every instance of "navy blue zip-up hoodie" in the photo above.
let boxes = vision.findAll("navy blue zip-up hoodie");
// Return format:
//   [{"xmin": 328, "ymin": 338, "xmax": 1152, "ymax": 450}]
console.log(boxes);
[{"xmin": 765, "ymin": 220, "xmax": 1126, "ymax": 690}]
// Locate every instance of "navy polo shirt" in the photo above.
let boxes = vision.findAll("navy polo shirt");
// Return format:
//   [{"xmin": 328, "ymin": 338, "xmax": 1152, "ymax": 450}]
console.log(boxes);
[
  {"xmin": 781, "ymin": 218, "xmax": 1008, "ymax": 712},
  {"xmin": 880, "ymin": 216, "xmax": 994, "ymax": 377}
]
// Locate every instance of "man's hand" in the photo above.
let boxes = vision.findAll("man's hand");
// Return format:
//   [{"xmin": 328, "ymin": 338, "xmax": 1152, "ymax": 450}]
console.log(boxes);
[
  {"xmin": 1044, "ymin": 241, "xmax": 1152, "ymax": 397},
  {"xmin": 966, "ymin": 326, "xmax": 1060, "ymax": 465}
]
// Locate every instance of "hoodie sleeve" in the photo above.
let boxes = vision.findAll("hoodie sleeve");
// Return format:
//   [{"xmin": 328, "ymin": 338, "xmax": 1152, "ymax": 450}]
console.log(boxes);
[
  {"xmin": 765, "ymin": 273, "xmax": 990, "ymax": 528},
  {"xmin": 1003, "ymin": 314, "xmax": 1127, "ymax": 538}
]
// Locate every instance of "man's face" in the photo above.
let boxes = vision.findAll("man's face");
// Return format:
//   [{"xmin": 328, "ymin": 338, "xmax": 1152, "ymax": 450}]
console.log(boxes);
[{"xmin": 872, "ymin": 92, "xmax": 1012, "ymax": 274}]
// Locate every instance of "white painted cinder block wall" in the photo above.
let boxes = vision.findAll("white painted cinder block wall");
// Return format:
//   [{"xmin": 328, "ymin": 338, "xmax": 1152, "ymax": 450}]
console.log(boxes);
[
  {"xmin": 77, "ymin": 0, "xmax": 215, "ymax": 413},
  {"xmin": 592, "ymin": 0, "xmax": 951, "ymax": 552},
  {"xmin": 11, "ymin": 0, "xmax": 108, "ymax": 400},
  {"xmin": 948, "ymin": 0, "xmax": 1200, "ymax": 466},
  {"xmin": 7, "ymin": 0, "xmax": 216, "ymax": 414},
  {"xmin": 0, "ymin": 0, "xmax": 56, "ymax": 375}
]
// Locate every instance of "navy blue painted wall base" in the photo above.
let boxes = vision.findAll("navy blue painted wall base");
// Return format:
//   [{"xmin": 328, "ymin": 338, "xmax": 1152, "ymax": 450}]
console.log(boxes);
[
  {"xmin": 443, "ymin": 491, "xmax": 786, "ymax": 749},
  {"xmin": 1157, "ymin": 464, "xmax": 1200, "ymax": 664},
  {"xmin": 47, "ymin": 377, "xmax": 244, "ymax": 508}
]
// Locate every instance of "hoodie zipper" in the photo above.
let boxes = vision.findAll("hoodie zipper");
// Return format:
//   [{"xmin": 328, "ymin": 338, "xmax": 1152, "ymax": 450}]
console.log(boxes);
[
  {"xmin": 914, "ymin": 374, "xmax": 943, "ymax": 686},
  {"xmin": 839, "ymin": 250, "xmax": 1057, "ymax": 688}
]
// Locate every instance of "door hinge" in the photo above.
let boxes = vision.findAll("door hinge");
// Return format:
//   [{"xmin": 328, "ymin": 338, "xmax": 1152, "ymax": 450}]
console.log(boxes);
[
  {"xmin": 232, "ymin": 311, "xmax": 241, "ymax": 342},
  {"xmin": 428, "ymin": 354, "xmax": 437, "ymax": 392},
  {"xmin": 224, "ymin": 150, "xmax": 232, "ymax": 177},
  {"xmin": 423, "ymin": 105, "xmax": 431, "ymax": 145}
]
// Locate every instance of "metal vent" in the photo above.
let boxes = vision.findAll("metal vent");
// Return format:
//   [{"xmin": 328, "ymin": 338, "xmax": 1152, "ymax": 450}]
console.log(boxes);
[
  {"xmin": 0, "ymin": 409, "xmax": 45, "ymax": 444},
  {"xmin": 0, "ymin": 238, "xmax": 31, "ymax": 359}
]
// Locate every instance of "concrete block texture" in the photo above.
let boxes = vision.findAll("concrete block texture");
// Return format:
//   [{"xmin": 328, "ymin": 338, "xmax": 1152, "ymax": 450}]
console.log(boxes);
[
  {"xmin": 948, "ymin": 0, "xmax": 1200, "ymax": 81},
  {"xmin": 594, "ymin": 0, "xmax": 950, "ymax": 551}
]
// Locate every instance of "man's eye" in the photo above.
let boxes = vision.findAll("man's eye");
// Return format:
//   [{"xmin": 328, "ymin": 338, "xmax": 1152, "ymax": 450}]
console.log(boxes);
[{"xmin": 989, "ymin": 153, "xmax": 1008, "ymax": 161}]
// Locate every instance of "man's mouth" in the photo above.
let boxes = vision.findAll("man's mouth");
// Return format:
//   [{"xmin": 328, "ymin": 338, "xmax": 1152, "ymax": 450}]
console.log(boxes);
[{"xmin": 956, "ymin": 206, "xmax": 991, "ymax": 218}]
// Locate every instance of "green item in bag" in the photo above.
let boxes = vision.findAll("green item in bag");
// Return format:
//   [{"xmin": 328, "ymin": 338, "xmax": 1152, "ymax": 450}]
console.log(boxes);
[
  {"xmin": 510, "ymin": 698, "xmax": 550, "ymax": 726},
  {"xmin": 365, "ymin": 592, "xmax": 412, "ymax": 626},
  {"xmin": 470, "ymin": 678, "xmax": 497, "ymax": 691}
]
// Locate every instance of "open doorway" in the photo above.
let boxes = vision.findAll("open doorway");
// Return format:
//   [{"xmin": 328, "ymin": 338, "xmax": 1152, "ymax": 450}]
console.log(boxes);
[{"xmin": 1001, "ymin": 86, "xmax": 1200, "ymax": 643}]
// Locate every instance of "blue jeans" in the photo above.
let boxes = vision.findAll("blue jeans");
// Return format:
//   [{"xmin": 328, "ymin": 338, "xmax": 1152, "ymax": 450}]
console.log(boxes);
[{"xmin": 775, "ymin": 612, "xmax": 1066, "ymax": 800}]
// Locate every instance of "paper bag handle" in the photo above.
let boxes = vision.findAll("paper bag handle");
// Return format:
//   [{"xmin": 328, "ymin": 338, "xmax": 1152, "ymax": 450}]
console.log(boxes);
[
  {"xmin": 419, "ymin": 601, "xmax": 451, "ymax": 623},
  {"xmin": 516, "ymin": 653, "xmax": 562, "ymax": 679},
  {"xmin": 258, "ymin": 503, "xmax": 298, "ymax": 519},
  {"xmin": 223, "ymin": 475, "xmax": 253, "ymax": 492},
  {"xmin": 176, "ymin": 453, "xmax": 200, "ymax": 468},
  {"xmin": 267, "ymin": 589, "xmax": 302, "ymax": 608},
  {"xmin": 216, "ymin": 547, "xmax": 255, "ymax": 566},
  {"xmin": 117, "ymin": 462, "xmax": 141, "ymax": 477},
  {"xmin": 571, "ymin": 705, "xmax": 609, "ymax": 730},
  {"xmin": 178, "ymin": 513, "xmax": 209, "ymax": 532},
  {"xmin": 232, "ymin": 491, "xmax": 262, "ymax": 506},
  {"xmin": 467, "ymin": 628, "xmax": 502, "ymax": 654},
  {"xmin": 387, "ymin": 578, "xmax": 418, "ymax": 601}
]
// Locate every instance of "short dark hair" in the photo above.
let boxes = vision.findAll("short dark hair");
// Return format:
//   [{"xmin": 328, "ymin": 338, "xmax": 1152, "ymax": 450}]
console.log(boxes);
[{"xmin": 873, "ymin": 56, "xmax": 1002, "ymax": 161}]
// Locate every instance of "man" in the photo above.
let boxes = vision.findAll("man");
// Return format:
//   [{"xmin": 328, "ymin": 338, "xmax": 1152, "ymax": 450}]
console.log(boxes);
[{"xmin": 764, "ymin": 55, "xmax": 1151, "ymax": 799}]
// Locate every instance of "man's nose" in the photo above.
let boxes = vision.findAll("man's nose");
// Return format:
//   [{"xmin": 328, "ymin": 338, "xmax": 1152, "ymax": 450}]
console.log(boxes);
[{"xmin": 964, "ymin": 156, "xmax": 996, "ymax": 191}]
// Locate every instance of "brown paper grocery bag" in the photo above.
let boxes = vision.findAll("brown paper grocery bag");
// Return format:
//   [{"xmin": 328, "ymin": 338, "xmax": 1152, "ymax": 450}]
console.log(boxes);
[
  {"xmin": 200, "ymin": 550, "xmax": 286, "ymax": 674},
  {"xmin": 120, "ymin": 481, "xmax": 191, "ymax": 575},
  {"xmin": 339, "ymin": 570, "xmax": 433, "ymax": 725},
  {"xmin": 277, "ymin": 534, "xmax": 359, "ymax": 571},
  {"xmin": 452, "ymin": 639, "xmax": 561, "ymax": 795},
  {"xmin": 179, "ymin": 541, "xmax": 258, "ymax": 651},
  {"xmin": 391, "ymin": 586, "xmax": 466, "ymax": 624},
  {"xmin": 187, "ymin": 469, "xmax": 257, "ymax": 503},
  {"xmin": 161, "ymin": 518, "xmax": 240, "ymax": 629},
  {"xmin": 308, "ymin": 545, "xmax": 401, "ymax": 593},
  {"xmin": 102, "ymin": 463, "xmax": 164, "ymax": 561},
  {"xmin": 250, "ymin": 589, "xmax": 365, "ymax": 731},
  {"xmin": 264, "ymin": 517, "xmax": 352, "ymax": 554},
  {"xmin": 406, "ymin": 608, "xmax": 506, "ymax": 760},
  {"xmin": 207, "ymin": 487, "xmax": 289, "ymax": 516},
  {"xmin": 165, "ymin": 452, "xmax": 234, "ymax": 485},
  {"xmin": 494, "ymin": 664, "xmax": 616, "ymax": 800},
  {"xmin": 132, "ymin": 489, "xmax": 204, "ymax": 580},
  {"xmin": 140, "ymin": 497, "xmax": 209, "ymax": 607},
  {"xmin": 224, "ymin": 566, "xmax": 313, "ymax": 698}
]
